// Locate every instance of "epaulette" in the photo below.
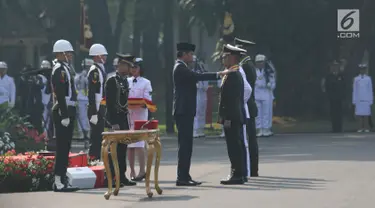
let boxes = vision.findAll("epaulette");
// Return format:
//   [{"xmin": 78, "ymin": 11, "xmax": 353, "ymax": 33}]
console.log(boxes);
[
  {"xmin": 229, "ymin": 65, "xmax": 239, "ymax": 70},
  {"xmin": 240, "ymin": 56, "xmax": 251, "ymax": 65},
  {"xmin": 88, "ymin": 65, "xmax": 98, "ymax": 75},
  {"xmin": 53, "ymin": 62, "xmax": 61, "ymax": 70}
]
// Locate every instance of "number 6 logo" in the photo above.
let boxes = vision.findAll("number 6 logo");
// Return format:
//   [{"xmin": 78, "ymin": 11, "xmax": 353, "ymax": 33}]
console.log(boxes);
[
  {"xmin": 341, "ymin": 11, "xmax": 355, "ymax": 30},
  {"xmin": 337, "ymin": 9, "xmax": 360, "ymax": 32}
]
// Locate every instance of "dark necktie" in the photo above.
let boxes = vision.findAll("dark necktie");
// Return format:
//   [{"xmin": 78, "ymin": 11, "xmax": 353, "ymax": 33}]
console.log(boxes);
[{"xmin": 133, "ymin": 78, "xmax": 137, "ymax": 83}]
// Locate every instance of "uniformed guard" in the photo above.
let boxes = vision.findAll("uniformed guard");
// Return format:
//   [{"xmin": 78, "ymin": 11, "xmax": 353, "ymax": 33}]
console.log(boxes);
[
  {"xmin": 51, "ymin": 39, "xmax": 79, "ymax": 192},
  {"xmin": 219, "ymin": 44, "xmax": 246, "ymax": 185},
  {"xmin": 105, "ymin": 53, "xmax": 136, "ymax": 186},
  {"xmin": 323, "ymin": 60, "xmax": 345, "ymax": 132},
  {"xmin": 234, "ymin": 37, "xmax": 259, "ymax": 177},
  {"xmin": 38, "ymin": 60, "xmax": 52, "ymax": 139},
  {"xmin": 127, "ymin": 58, "xmax": 151, "ymax": 181},
  {"xmin": 225, "ymin": 44, "xmax": 252, "ymax": 180},
  {"xmin": 87, "ymin": 44, "xmax": 108, "ymax": 160},
  {"xmin": 173, "ymin": 42, "xmax": 224, "ymax": 186},
  {"xmin": 254, "ymin": 54, "xmax": 276, "ymax": 137},
  {"xmin": 192, "ymin": 55, "xmax": 209, "ymax": 138},
  {"xmin": 75, "ymin": 58, "xmax": 92, "ymax": 141},
  {"xmin": 0, "ymin": 62, "xmax": 16, "ymax": 109},
  {"xmin": 352, "ymin": 64, "xmax": 373, "ymax": 132}
]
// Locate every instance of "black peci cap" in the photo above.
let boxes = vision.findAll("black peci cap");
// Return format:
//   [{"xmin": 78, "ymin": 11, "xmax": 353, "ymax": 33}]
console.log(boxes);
[{"xmin": 177, "ymin": 42, "xmax": 196, "ymax": 52}]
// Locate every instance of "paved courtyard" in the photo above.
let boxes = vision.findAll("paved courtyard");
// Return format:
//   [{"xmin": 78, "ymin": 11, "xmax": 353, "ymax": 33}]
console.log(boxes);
[{"xmin": 1, "ymin": 133, "xmax": 375, "ymax": 208}]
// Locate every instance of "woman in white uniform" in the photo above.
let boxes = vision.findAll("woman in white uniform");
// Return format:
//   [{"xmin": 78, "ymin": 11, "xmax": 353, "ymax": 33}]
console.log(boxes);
[
  {"xmin": 127, "ymin": 58, "xmax": 153, "ymax": 181},
  {"xmin": 352, "ymin": 64, "xmax": 373, "ymax": 132}
]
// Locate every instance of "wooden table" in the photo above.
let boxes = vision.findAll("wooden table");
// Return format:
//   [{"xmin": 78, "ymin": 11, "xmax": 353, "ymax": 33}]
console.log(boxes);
[{"xmin": 101, "ymin": 129, "xmax": 162, "ymax": 200}]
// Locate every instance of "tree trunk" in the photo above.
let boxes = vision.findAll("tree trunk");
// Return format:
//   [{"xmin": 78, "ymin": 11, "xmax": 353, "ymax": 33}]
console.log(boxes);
[
  {"xmin": 163, "ymin": 0, "xmax": 175, "ymax": 133},
  {"xmin": 112, "ymin": 0, "xmax": 127, "ymax": 58},
  {"xmin": 132, "ymin": 0, "xmax": 143, "ymax": 56}
]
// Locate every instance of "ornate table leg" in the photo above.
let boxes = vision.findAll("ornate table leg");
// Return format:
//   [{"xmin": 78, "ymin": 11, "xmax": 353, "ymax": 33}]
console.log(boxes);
[
  {"xmin": 102, "ymin": 140, "xmax": 112, "ymax": 200},
  {"xmin": 110, "ymin": 142, "xmax": 120, "ymax": 196},
  {"xmin": 154, "ymin": 137, "xmax": 163, "ymax": 195},
  {"xmin": 145, "ymin": 143, "xmax": 155, "ymax": 198}
]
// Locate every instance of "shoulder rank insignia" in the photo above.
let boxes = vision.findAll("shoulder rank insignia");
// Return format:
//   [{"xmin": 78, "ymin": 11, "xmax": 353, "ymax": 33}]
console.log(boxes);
[
  {"xmin": 92, "ymin": 72, "xmax": 98, "ymax": 83},
  {"xmin": 60, "ymin": 71, "xmax": 66, "ymax": 83}
]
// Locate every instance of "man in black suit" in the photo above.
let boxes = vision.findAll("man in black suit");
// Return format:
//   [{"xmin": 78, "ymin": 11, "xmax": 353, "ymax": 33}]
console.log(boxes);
[
  {"xmin": 234, "ymin": 37, "xmax": 259, "ymax": 177},
  {"xmin": 173, "ymin": 42, "xmax": 224, "ymax": 186},
  {"xmin": 219, "ymin": 44, "xmax": 247, "ymax": 185}
]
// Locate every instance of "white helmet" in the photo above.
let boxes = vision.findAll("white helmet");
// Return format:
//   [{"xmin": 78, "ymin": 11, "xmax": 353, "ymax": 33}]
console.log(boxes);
[
  {"xmin": 89, "ymin": 44, "xmax": 108, "ymax": 56},
  {"xmin": 81, "ymin": 58, "xmax": 94, "ymax": 67},
  {"xmin": 40, "ymin": 60, "xmax": 51, "ymax": 69},
  {"xmin": 113, "ymin": 58, "xmax": 119, "ymax": 66},
  {"xmin": 53, "ymin": 39, "xmax": 74, "ymax": 53},
  {"xmin": 0, "ymin": 61, "xmax": 8, "ymax": 69}
]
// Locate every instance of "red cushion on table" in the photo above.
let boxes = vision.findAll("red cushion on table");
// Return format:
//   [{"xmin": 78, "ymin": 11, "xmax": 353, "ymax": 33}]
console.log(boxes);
[
  {"xmin": 89, "ymin": 166, "xmax": 105, "ymax": 188},
  {"xmin": 68, "ymin": 153, "xmax": 88, "ymax": 167},
  {"xmin": 134, "ymin": 120, "xmax": 159, "ymax": 130}
]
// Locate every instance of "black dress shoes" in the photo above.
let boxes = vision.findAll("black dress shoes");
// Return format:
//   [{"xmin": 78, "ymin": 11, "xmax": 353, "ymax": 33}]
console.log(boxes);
[
  {"xmin": 176, "ymin": 179, "xmax": 202, "ymax": 186},
  {"xmin": 243, "ymin": 177, "xmax": 248, "ymax": 182},
  {"xmin": 132, "ymin": 173, "xmax": 146, "ymax": 182},
  {"xmin": 121, "ymin": 178, "xmax": 137, "ymax": 186},
  {"xmin": 220, "ymin": 176, "xmax": 245, "ymax": 185},
  {"xmin": 53, "ymin": 183, "xmax": 79, "ymax": 192}
]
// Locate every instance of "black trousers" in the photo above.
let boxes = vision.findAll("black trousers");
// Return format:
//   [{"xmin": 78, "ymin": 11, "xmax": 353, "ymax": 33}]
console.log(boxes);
[
  {"xmin": 53, "ymin": 106, "xmax": 76, "ymax": 177},
  {"xmin": 329, "ymin": 99, "xmax": 343, "ymax": 132},
  {"xmin": 224, "ymin": 121, "xmax": 244, "ymax": 177},
  {"xmin": 247, "ymin": 117, "xmax": 259, "ymax": 176},
  {"xmin": 88, "ymin": 105, "xmax": 105, "ymax": 159},
  {"xmin": 108, "ymin": 113, "xmax": 129, "ymax": 181},
  {"xmin": 175, "ymin": 114, "xmax": 194, "ymax": 181}
]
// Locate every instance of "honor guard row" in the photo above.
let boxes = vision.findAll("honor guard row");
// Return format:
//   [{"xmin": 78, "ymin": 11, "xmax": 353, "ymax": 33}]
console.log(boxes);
[{"xmin": 50, "ymin": 39, "xmax": 138, "ymax": 192}]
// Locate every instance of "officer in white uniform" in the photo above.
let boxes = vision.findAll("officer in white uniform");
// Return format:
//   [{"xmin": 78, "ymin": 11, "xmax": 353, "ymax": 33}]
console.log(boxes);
[
  {"xmin": 75, "ymin": 58, "xmax": 92, "ymax": 141},
  {"xmin": 352, "ymin": 64, "xmax": 373, "ymax": 132},
  {"xmin": 127, "ymin": 58, "xmax": 152, "ymax": 181},
  {"xmin": 254, "ymin": 54, "xmax": 275, "ymax": 137},
  {"xmin": 0, "ymin": 62, "xmax": 16, "ymax": 108},
  {"xmin": 193, "ymin": 56, "xmax": 209, "ymax": 138}
]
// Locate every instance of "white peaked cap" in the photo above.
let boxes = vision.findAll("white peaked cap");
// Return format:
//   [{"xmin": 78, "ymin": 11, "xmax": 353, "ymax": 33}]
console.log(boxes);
[
  {"xmin": 255, "ymin": 54, "xmax": 266, "ymax": 62},
  {"xmin": 0, "ymin": 61, "xmax": 7, "ymax": 69},
  {"xmin": 223, "ymin": 44, "xmax": 247, "ymax": 54},
  {"xmin": 53, "ymin": 39, "xmax": 74, "ymax": 53}
]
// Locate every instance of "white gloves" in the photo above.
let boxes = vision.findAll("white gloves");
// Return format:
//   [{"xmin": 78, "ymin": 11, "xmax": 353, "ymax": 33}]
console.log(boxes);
[
  {"xmin": 90, "ymin": 115, "xmax": 98, "ymax": 125},
  {"xmin": 61, "ymin": 118, "xmax": 70, "ymax": 127},
  {"xmin": 267, "ymin": 83, "xmax": 272, "ymax": 89}
]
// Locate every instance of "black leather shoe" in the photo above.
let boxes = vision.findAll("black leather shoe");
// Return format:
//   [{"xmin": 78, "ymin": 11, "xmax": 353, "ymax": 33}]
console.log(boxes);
[
  {"xmin": 121, "ymin": 178, "xmax": 136, "ymax": 186},
  {"xmin": 133, "ymin": 173, "xmax": 146, "ymax": 182},
  {"xmin": 176, "ymin": 180, "xmax": 202, "ymax": 186},
  {"xmin": 220, "ymin": 176, "xmax": 244, "ymax": 185},
  {"xmin": 53, "ymin": 184, "xmax": 79, "ymax": 192},
  {"xmin": 243, "ymin": 177, "xmax": 248, "ymax": 182}
]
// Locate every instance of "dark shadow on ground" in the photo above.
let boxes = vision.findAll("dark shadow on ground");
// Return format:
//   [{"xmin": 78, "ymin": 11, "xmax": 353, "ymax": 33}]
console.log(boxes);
[{"xmin": 159, "ymin": 133, "xmax": 375, "ymax": 165}]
